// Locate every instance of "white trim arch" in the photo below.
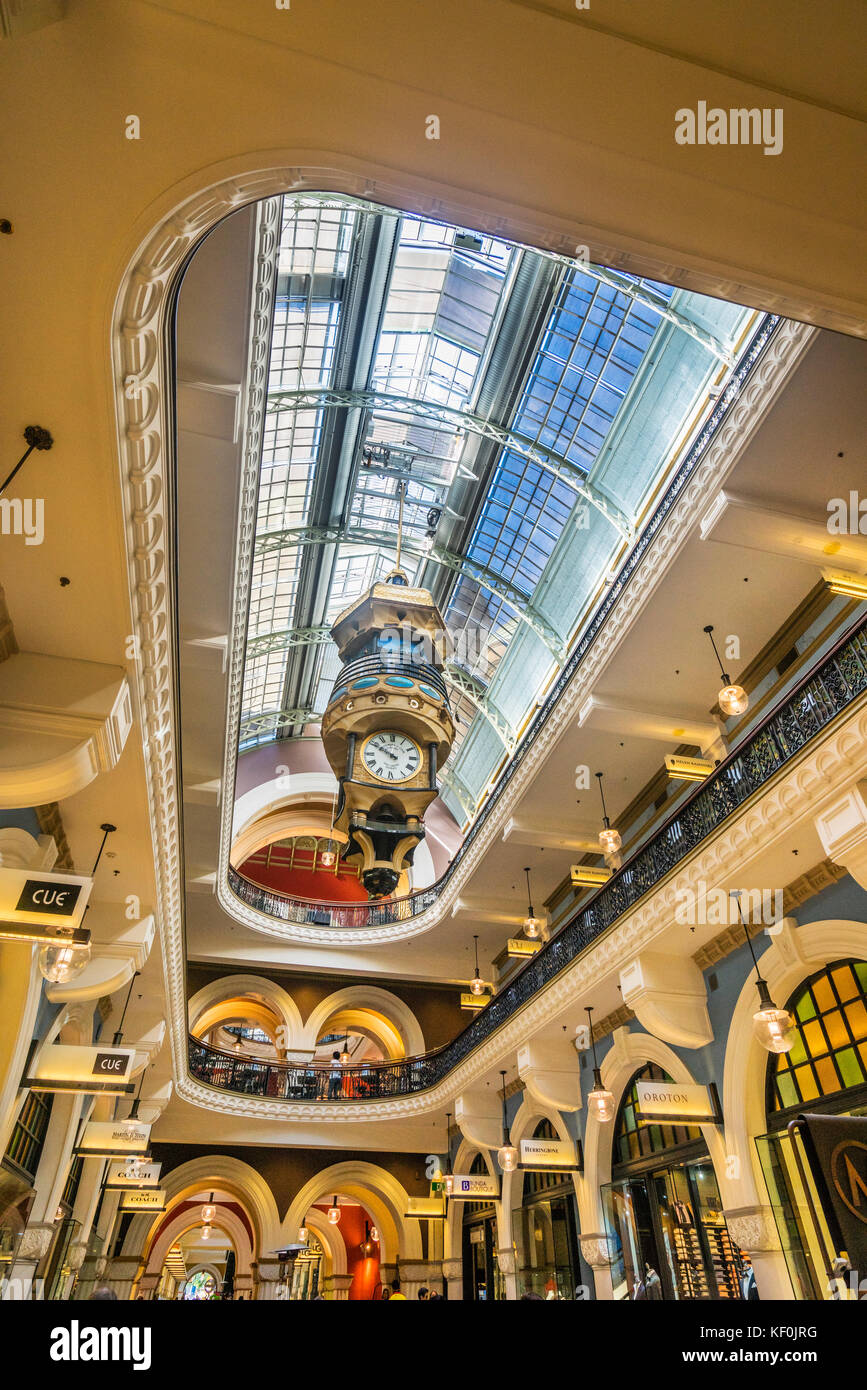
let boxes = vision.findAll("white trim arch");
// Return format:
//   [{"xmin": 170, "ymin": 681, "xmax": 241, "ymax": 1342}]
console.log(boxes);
[
  {"xmin": 501, "ymin": 1094, "xmax": 581, "ymax": 1218},
  {"xmin": 123, "ymin": 1153, "xmax": 282, "ymax": 1262},
  {"xmin": 301, "ymin": 986, "xmax": 425, "ymax": 1059},
  {"xmin": 721, "ymin": 918, "xmax": 867, "ymax": 1217},
  {"xmin": 582, "ymin": 1027, "xmax": 729, "ymax": 1238},
  {"xmin": 142, "ymin": 1205, "xmax": 254, "ymax": 1290},
  {"xmin": 301, "ymin": 1206, "xmax": 347, "ymax": 1278},
  {"xmin": 188, "ymin": 974, "xmax": 303, "ymax": 1053},
  {"xmin": 282, "ymin": 1160, "xmax": 422, "ymax": 1266}
]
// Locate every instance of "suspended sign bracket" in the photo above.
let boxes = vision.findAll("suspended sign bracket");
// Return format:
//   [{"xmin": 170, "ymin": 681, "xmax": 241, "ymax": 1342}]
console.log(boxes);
[{"xmin": 24, "ymin": 1042, "xmax": 136, "ymax": 1095}]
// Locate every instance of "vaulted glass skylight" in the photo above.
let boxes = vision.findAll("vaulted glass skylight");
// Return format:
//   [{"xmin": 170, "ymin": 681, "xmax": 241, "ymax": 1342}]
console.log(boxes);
[{"xmin": 240, "ymin": 193, "xmax": 757, "ymax": 827}]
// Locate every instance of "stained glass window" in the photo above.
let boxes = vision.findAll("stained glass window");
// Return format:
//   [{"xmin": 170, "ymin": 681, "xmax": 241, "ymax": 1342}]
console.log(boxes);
[
  {"xmin": 612, "ymin": 1062, "xmax": 702, "ymax": 1168},
  {"xmin": 768, "ymin": 960, "xmax": 867, "ymax": 1112}
]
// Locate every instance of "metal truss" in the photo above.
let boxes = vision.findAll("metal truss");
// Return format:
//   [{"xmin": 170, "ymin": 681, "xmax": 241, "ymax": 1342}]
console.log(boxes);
[
  {"xmin": 265, "ymin": 388, "xmax": 634, "ymax": 540},
  {"xmin": 253, "ymin": 524, "xmax": 566, "ymax": 663},
  {"xmin": 279, "ymin": 193, "xmax": 734, "ymax": 365},
  {"xmin": 239, "ymin": 705, "xmax": 321, "ymax": 743},
  {"xmin": 445, "ymin": 663, "xmax": 517, "ymax": 753}
]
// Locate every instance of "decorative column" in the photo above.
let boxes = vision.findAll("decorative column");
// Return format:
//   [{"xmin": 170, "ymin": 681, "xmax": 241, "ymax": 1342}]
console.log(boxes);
[
  {"xmin": 442, "ymin": 1257, "xmax": 463, "ymax": 1300},
  {"xmin": 8, "ymin": 1224, "xmax": 55, "ymax": 1297},
  {"xmin": 496, "ymin": 1246, "xmax": 519, "ymax": 1301},
  {"xmin": 397, "ymin": 1260, "xmax": 444, "ymax": 1299},
  {"xmin": 321, "ymin": 1273, "xmax": 354, "ymax": 1300},
  {"xmin": 252, "ymin": 1259, "xmax": 283, "ymax": 1300},
  {"xmin": 723, "ymin": 1206, "xmax": 793, "ymax": 1300},
  {"xmin": 579, "ymin": 1234, "xmax": 615, "ymax": 1301}
]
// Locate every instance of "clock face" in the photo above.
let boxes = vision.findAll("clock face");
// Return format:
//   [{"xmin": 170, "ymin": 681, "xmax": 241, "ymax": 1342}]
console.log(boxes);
[{"xmin": 361, "ymin": 731, "xmax": 421, "ymax": 783}]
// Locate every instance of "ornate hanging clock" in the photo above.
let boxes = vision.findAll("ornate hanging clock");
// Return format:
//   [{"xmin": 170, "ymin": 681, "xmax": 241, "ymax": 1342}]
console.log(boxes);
[{"xmin": 320, "ymin": 567, "xmax": 455, "ymax": 899}]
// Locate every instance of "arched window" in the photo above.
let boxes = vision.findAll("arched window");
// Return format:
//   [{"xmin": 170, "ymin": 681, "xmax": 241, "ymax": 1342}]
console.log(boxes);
[
  {"xmin": 613, "ymin": 1062, "xmax": 701, "ymax": 1169},
  {"xmin": 767, "ymin": 959, "xmax": 867, "ymax": 1113},
  {"xmin": 524, "ymin": 1119, "xmax": 563, "ymax": 1196}
]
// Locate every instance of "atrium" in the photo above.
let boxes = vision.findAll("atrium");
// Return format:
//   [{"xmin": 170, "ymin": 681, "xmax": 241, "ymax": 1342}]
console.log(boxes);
[{"xmin": 0, "ymin": 0, "xmax": 865, "ymax": 1338}]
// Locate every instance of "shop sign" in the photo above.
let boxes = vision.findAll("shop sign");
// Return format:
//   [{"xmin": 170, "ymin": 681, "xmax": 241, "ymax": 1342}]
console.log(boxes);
[
  {"xmin": 0, "ymin": 867, "xmax": 92, "ymax": 928},
  {"xmin": 448, "ymin": 1173, "xmax": 500, "ymax": 1200},
  {"xmin": 635, "ymin": 1080, "xmax": 718, "ymax": 1123},
  {"xmin": 519, "ymin": 1137, "xmax": 580, "ymax": 1171},
  {"xmin": 798, "ymin": 1113, "xmax": 867, "ymax": 1276},
  {"xmin": 119, "ymin": 1189, "xmax": 166, "ymax": 1212},
  {"xmin": 405, "ymin": 1196, "xmax": 447, "ymax": 1219},
  {"xmin": 25, "ymin": 1044, "xmax": 136, "ymax": 1095},
  {"xmin": 460, "ymin": 993, "xmax": 488, "ymax": 1010},
  {"xmin": 104, "ymin": 1160, "xmax": 162, "ymax": 1189},
  {"xmin": 76, "ymin": 1120, "xmax": 151, "ymax": 1157},
  {"xmin": 506, "ymin": 938, "xmax": 541, "ymax": 957}
]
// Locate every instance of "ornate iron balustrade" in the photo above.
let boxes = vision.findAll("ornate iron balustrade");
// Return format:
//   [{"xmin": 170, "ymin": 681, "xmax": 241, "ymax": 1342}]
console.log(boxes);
[
  {"xmin": 227, "ymin": 866, "xmax": 438, "ymax": 927},
  {"xmin": 188, "ymin": 1038, "xmax": 439, "ymax": 1101},
  {"xmin": 206, "ymin": 618, "xmax": 867, "ymax": 1101}
]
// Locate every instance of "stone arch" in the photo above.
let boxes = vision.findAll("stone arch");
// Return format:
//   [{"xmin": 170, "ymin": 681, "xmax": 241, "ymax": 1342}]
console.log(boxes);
[
  {"xmin": 301, "ymin": 985, "xmax": 425, "ymax": 1059},
  {"xmin": 502, "ymin": 1094, "xmax": 579, "ymax": 1223},
  {"xmin": 282, "ymin": 1160, "xmax": 422, "ymax": 1265},
  {"xmin": 140, "ymin": 1203, "xmax": 254, "ymax": 1291},
  {"xmin": 231, "ymin": 771, "xmax": 345, "ymax": 867},
  {"xmin": 188, "ymin": 974, "xmax": 303, "ymax": 1053},
  {"xmin": 445, "ymin": 1138, "xmax": 503, "ymax": 1265},
  {"xmin": 302, "ymin": 1205, "xmax": 347, "ymax": 1278}
]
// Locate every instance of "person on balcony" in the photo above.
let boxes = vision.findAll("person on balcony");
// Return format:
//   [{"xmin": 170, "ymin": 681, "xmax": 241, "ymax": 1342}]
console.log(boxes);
[{"xmin": 327, "ymin": 1052, "xmax": 343, "ymax": 1100}]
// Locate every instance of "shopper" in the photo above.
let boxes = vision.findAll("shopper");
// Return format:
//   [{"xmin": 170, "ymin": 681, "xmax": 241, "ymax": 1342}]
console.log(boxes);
[
  {"xmin": 327, "ymin": 1051, "xmax": 342, "ymax": 1100},
  {"xmin": 388, "ymin": 1279, "xmax": 406, "ymax": 1300}
]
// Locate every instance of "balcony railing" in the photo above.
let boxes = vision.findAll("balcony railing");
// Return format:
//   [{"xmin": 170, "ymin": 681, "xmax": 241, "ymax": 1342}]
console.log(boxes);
[
  {"xmin": 204, "ymin": 617, "xmax": 867, "ymax": 1101},
  {"xmin": 330, "ymin": 654, "xmax": 449, "ymax": 704}
]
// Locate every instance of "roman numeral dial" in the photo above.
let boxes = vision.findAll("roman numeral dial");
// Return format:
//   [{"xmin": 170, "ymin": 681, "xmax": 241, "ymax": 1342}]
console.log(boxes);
[{"xmin": 361, "ymin": 731, "xmax": 421, "ymax": 783}]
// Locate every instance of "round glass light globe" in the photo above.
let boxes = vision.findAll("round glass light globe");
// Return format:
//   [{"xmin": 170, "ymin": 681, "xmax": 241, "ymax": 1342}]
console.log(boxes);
[
  {"xmin": 718, "ymin": 683, "xmax": 749, "ymax": 717},
  {"xmin": 497, "ymin": 1144, "xmax": 519, "ymax": 1173},
  {"xmin": 753, "ymin": 1006, "xmax": 796, "ymax": 1054},
  {"xmin": 38, "ymin": 941, "xmax": 91, "ymax": 984},
  {"xmin": 587, "ymin": 1085, "xmax": 616, "ymax": 1124}
]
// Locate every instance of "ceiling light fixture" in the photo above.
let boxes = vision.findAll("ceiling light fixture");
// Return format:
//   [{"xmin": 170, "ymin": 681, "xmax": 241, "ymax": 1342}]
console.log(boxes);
[
  {"xmin": 38, "ymin": 822, "xmax": 116, "ymax": 983},
  {"xmin": 732, "ymin": 892, "xmax": 796, "ymax": 1054},
  {"xmin": 522, "ymin": 867, "xmax": 542, "ymax": 939},
  {"xmin": 496, "ymin": 1070, "xmax": 519, "ymax": 1173},
  {"xmin": 469, "ymin": 934, "xmax": 487, "ymax": 996},
  {"xmin": 585, "ymin": 1006, "xmax": 615, "ymax": 1123},
  {"xmin": 320, "ymin": 785, "xmax": 339, "ymax": 868},
  {"xmin": 595, "ymin": 772, "xmax": 621, "ymax": 854},
  {"xmin": 200, "ymin": 1193, "xmax": 217, "ymax": 1226},
  {"xmin": 443, "ymin": 1112, "xmax": 454, "ymax": 1196},
  {"xmin": 298, "ymin": 1219, "xmax": 309, "ymax": 1244},
  {"xmin": 327, "ymin": 1196, "xmax": 341, "ymax": 1225},
  {"xmin": 340, "ymin": 1033, "xmax": 351, "ymax": 1065},
  {"xmin": 704, "ymin": 624, "xmax": 749, "ymax": 718}
]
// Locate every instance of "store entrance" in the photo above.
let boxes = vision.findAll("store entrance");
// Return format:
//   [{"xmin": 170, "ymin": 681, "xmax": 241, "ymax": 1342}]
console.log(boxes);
[
  {"xmin": 602, "ymin": 1063, "xmax": 745, "ymax": 1301},
  {"xmin": 603, "ymin": 1160, "xmax": 744, "ymax": 1300}
]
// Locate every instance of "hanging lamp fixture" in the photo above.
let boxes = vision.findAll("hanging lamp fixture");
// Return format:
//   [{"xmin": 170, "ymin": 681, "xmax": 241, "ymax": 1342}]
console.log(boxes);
[
  {"xmin": 496, "ymin": 1071, "xmax": 519, "ymax": 1173},
  {"xmin": 443, "ymin": 1112, "xmax": 455, "ymax": 1195},
  {"xmin": 595, "ymin": 773, "xmax": 622, "ymax": 855},
  {"xmin": 732, "ymin": 892, "xmax": 796, "ymax": 1053},
  {"xmin": 320, "ymin": 784, "xmax": 339, "ymax": 868},
  {"xmin": 369, "ymin": 1224, "xmax": 379, "ymax": 1244},
  {"xmin": 585, "ymin": 1006, "xmax": 615, "ymax": 1123},
  {"xmin": 340, "ymin": 1032, "xmax": 351, "ymax": 1065},
  {"xmin": 38, "ymin": 823, "xmax": 115, "ymax": 983},
  {"xmin": 200, "ymin": 1192, "xmax": 217, "ymax": 1226},
  {"xmin": 469, "ymin": 934, "xmax": 487, "ymax": 996},
  {"xmin": 298, "ymin": 1218, "xmax": 309, "ymax": 1244},
  {"xmin": 327, "ymin": 1195, "xmax": 341, "ymax": 1225},
  {"xmin": 522, "ymin": 867, "xmax": 542, "ymax": 939},
  {"xmin": 703, "ymin": 624, "xmax": 749, "ymax": 718}
]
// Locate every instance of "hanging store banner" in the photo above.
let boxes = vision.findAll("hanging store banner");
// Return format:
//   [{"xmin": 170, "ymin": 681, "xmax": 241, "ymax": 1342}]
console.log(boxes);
[
  {"xmin": 798, "ymin": 1113, "xmax": 867, "ymax": 1278},
  {"xmin": 0, "ymin": 867, "xmax": 92, "ymax": 929},
  {"xmin": 519, "ymin": 1137, "xmax": 580, "ymax": 1171},
  {"xmin": 25, "ymin": 1044, "xmax": 136, "ymax": 1095},
  {"xmin": 119, "ymin": 1189, "xmax": 167, "ymax": 1213},
  {"xmin": 104, "ymin": 1160, "xmax": 162, "ymax": 1189},
  {"xmin": 635, "ymin": 1080, "xmax": 718, "ymax": 1124},
  {"xmin": 448, "ymin": 1173, "xmax": 500, "ymax": 1200},
  {"xmin": 76, "ymin": 1119, "xmax": 151, "ymax": 1157}
]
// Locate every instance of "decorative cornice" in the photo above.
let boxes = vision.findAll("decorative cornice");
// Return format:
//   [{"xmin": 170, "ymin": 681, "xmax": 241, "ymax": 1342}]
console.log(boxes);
[
  {"xmin": 692, "ymin": 856, "xmax": 848, "ymax": 970},
  {"xmin": 107, "ymin": 164, "xmax": 817, "ymax": 1115}
]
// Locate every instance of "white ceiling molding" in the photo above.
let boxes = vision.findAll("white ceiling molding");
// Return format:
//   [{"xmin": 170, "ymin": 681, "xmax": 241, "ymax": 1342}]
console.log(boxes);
[
  {"xmin": 107, "ymin": 161, "xmax": 818, "ymax": 1112},
  {"xmin": 0, "ymin": 653, "xmax": 132, "ymax": 808}
]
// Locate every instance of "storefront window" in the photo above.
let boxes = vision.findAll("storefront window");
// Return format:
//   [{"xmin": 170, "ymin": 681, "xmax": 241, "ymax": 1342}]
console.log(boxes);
[
  {"xmin": 756, "ymin": 959, "xmax": 867, "ymax": 1300},
  {"xmin": 514, "ymin": 1121, "xmax": 580, "ymax": 1299}
]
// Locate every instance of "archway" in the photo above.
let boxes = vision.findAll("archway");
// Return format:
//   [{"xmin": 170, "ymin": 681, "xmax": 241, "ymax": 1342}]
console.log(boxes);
[
  {"xmin": 301, "ymin": 986, "xmax": 425, "ymax": 1061},
  {"xmin": 188, "ymin": 975, "xmax": 303, "ymax": 1055}
]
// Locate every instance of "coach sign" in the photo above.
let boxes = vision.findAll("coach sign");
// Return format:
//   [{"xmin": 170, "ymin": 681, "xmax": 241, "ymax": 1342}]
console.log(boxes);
[{"xmin": 25, "ymin": 1044, "xmax": 136, "ymax": 1095}]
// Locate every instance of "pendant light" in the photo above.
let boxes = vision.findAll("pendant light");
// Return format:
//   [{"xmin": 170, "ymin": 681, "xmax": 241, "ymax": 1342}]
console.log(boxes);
[
  {"xmin": 340, "ymin": 1033, "xmax": 351, "ymax": 1065},
  {"xmin": 469, "ymin": 934, "xmax": 487, "ymax": 996},
  {"xmin": 443, "ymin": 1112, "xmax": 455, "ymax": 1195},
  {"xmin": 200, "ymin": 1192, "xmax": 217, "ymax": 1225},
  {"xmin": 703, "ymin": 624, "xmax": 749, "ymax": 718},
  {"xmin": 595, "ymin": 772, "xmax": 622, "ymax": 854},
  {"xmin": 585, "ymin": 1006, "xmax": 615, "ymax": 1123},
  {"xmin": 38, "ymin": 823, "xmax": 116, "ymax": 982},
  {"xmin": 361, "ymin": 1221, "xmax": 375, "ymax": 1258},
  {"xmin": 233, "ymin": 1034, "xmax": 243, "ymax": 1054},
  {"xmin": 732, "ymin": 892, "xmax": 796, "ymax": 1054},
  {"xmin": 522, "ymin": 867, "xmax": 542, "ymax": 939},
  {"xmin": 320, "ymin": 786, "xmax": 338, "ymax": 868},
  {"xmin": 298, "ymin": 1219, "xmax": 309, "ymax": 1244},
  {"xmin": 496, "ymin": 1071, "xmax": 519, "ymax": 1172},
  {"xmin": 327, "ymin": 1196, "xmax": 341, "ymax": 1225},
  {"xmin": 38, "ymin": 939, "xmax": 92, "ymax": 984},
  {"xmin": 369, "ymin": 1224, "xmax": 379, "ymax": 1243}
]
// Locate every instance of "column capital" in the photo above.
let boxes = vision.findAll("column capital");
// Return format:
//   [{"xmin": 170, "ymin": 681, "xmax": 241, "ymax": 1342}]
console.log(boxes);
[{"xmin": 723, "ymin": 1205, "xmax": 782, "ymax": 1254}]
